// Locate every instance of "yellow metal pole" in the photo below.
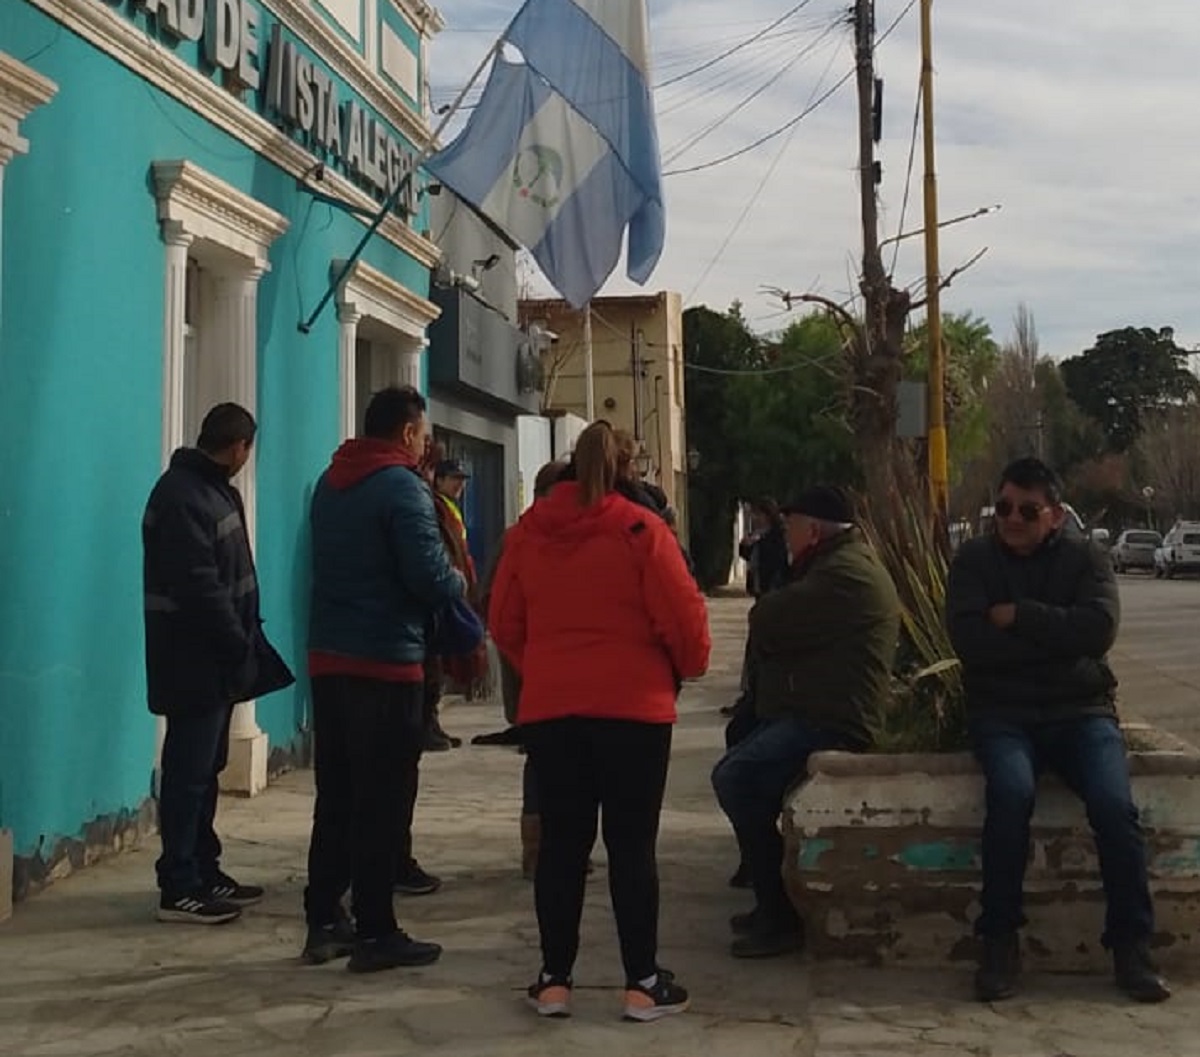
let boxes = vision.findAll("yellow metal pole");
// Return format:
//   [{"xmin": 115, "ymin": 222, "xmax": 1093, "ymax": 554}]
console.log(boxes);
[{"xmin": 921, "ymin": 0, "xmax": 947, "ymax": 517}]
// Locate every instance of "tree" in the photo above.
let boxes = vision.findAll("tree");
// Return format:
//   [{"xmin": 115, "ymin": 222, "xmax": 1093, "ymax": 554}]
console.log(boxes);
[
  {"xmin": 1135, "ymin": 407, "xmax": 1200, "ymax": 522},
  {"xmin": 1060, "ymin": 327, "xmax": 1198, "ymax": 452},
  {"xmin": 725, "ymin": 314, "xmax": 859, "ymax": 502},
  {"xmin": 904, "ymin": 311, "xmax": 1000, "ymax": 490},
  {"xmin": 683, "ymin": 303, "xmax": 760, "ymax": 588}
]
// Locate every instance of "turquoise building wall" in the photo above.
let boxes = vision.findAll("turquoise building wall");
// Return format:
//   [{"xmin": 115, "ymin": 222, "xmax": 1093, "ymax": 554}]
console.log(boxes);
[{"xmin": 0, "ymin": 1, "xmax": 432, "ymax": 858}]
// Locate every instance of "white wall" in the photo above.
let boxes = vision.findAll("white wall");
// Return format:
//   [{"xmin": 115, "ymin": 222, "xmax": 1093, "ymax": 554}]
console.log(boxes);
[{"xmin": 516, "ymin": 415, "xmax": 553, "ymax": 514}]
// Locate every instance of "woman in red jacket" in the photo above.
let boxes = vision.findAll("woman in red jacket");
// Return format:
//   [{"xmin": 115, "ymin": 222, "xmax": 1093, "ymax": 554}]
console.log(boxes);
[{"xmin": 488, "ymin": 421, "xmax": 711, "ymax": 1023}]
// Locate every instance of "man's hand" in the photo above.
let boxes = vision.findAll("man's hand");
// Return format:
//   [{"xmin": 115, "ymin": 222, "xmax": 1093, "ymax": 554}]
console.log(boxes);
[{"xmin": 988, "ymin": 603, "xmax": 1017, "ymax": 629}]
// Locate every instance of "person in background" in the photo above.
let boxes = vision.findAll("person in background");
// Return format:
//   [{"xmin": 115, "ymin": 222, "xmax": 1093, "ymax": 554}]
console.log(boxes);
[
  {"xmin": 739, "ymin": 498, "xmax": 789, "ymax": 599},
  {"xmin": 420, "ymin": 453, "xmax": 474, "ymax": 752},
  {"xmin": 713, "ymin": 486, "xmax": 900, "ymax": 959},
  {"xmin": 303, "ymin": 385, "xmax": 464, "ymax": 973},
  {"xmin": 489, "ymin": 422, "xmax": 711, "ymax": 1022},
  {"xmin": 143, "ymin": 402, "xmax": 295, "ymax": 925},
  {"xmin": 946, "ymin": 457, "xmax": 1168, "ymax": 1004},
  {"xmin": 479, "ymin": 459, "xmax": 569, "ymax": 879}
]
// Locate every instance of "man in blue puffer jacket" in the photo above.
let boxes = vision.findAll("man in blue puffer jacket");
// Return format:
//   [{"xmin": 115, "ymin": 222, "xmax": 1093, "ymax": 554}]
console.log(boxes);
[{"xmin": 302, "ymin": 385, "xmax": 465, "ymax": 974}]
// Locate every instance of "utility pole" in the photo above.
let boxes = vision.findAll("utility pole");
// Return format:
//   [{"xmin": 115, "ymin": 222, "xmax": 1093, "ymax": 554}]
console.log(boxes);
[
  {"xmin": 582, "ymin": 302, "xmax": 595, "ymax": 420},
  {"xmin": 921, "ymin": 0, "xmax": 948, "ymax": 517},
  {"xmin": 852, "ymin": 0, "xmax": 910, "ymax": 495},
  {"xmin": 631, "ymin": 323, "xmax": 644, "ymax": 441}
]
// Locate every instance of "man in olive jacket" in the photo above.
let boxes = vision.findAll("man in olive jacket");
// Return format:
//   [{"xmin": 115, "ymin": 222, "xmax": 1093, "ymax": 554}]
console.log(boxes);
[
  {"xmin": 143, "ymin": 403, "xmax": 294, "ymax": 925},
  {"xmin": 712, "ymin": 486, "xmax": 900, "ymax": 959},
  {"xmin": 946, "ymin": 457, "xmax": 1168, "ymax": 1004}
]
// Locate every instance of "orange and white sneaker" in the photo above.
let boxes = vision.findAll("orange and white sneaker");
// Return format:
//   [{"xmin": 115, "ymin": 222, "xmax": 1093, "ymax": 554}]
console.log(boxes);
[
  {"xmin": 527, "ymin": 974, "xmax": 572, "ymax": 1018},
  {"xmin": 622, "ymin": 968, "xmax": 689, "ymax": 1022}
]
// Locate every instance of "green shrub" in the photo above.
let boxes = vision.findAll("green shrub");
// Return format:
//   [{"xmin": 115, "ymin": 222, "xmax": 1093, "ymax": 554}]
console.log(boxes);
[{"xmin": 859, "ymin": 488, "xmax": 969, "ymax": 753}]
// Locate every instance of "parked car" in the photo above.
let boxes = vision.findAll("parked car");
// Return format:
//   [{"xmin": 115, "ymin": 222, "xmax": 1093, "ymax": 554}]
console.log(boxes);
[
  {"xmin": 1154, "ymin": 522, "xmax": 1200, "ymax": 579},
  {"xmin": 1111, "ymin": 529, "xmax": 1162, "ymax": 573}
]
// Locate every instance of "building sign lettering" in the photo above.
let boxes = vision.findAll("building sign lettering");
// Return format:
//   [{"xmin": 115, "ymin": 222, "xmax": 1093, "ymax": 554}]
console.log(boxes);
[{"xmin": 106, "ymin": 0, "xmax": 418, "ymax": 215}]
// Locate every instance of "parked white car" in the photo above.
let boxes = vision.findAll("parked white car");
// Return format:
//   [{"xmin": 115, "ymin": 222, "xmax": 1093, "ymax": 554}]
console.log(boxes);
[
  {"xmin": 1111, "ymin": 529, "xmax": 1161, "ymax": 573},
  {"xmin": 1154, "ymin": 522, "xmax": 1200, "ymax": 578}
]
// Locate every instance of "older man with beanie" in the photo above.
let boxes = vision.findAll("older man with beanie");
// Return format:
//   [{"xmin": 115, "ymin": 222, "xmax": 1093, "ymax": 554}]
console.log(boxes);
[{"xmin": 712, "ymin": 485, "xmax": 900, "ymax": 959}]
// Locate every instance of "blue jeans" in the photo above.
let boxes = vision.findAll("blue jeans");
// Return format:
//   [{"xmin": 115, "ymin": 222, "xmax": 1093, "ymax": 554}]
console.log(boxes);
[
  {"xmin": 156, "ymin": 705, "xmax": 233, "ymax": 896},
  {"xmin": 712, "ymin": 716, "xmax": 851, "ymax": 922},
  {"xmin": 971, "ymin": 715, "xmax": 1154, "ymax": 947}
]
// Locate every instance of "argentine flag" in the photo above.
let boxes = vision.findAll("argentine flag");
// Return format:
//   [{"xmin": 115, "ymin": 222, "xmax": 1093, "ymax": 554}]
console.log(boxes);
[{"xmin": 425, "ymin": 0, "xmax": 664, "ymax": 309}]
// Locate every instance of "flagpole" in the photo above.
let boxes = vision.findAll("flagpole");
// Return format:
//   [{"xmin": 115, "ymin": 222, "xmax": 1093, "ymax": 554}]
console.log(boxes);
[
  {"xmin": 298, "ymin": 37, "xmax": 506, "ymax": 334},
  {"xmin": 582, "ymin": 301, "xmax": 595, "ymax": 420}
]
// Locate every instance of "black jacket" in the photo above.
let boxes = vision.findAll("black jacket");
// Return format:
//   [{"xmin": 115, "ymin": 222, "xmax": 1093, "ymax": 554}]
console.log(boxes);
[
  {"xmin": 740, "ymin": 523, "xmax": 790, "ymax": 597},
  {"xmin": 143, "ymin": 449, "xmax": 294, "ymax": 716},
  {"xmin": 945, "ymin": 529, "xmax": 1119, "ymax": 725}
]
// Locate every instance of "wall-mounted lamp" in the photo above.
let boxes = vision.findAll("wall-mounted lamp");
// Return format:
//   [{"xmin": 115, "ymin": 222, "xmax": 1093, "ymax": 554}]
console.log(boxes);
[
  {"xmin": 420, "ymin": 183, "xmax": 442, "ymax": 198},
  {"xmin": 635, "ymin": 450, "xmax": 653, "ymax": 476},
  {"xmin": 687, "ymin": 446, "xmax": 701, "ymax": 471}
]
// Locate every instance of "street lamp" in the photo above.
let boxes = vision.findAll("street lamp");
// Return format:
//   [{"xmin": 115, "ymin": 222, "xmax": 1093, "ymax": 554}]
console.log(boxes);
[
  {"xmin": 1142, "ymin": 486, "xmax": 1156, "ymax": 530},
  {"xmin": 878, "ymin": 204, "xmax": 1002, "ymax": 250}
]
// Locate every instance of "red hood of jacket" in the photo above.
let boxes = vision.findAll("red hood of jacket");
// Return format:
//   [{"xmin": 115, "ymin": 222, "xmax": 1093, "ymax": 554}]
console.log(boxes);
[
  {"xmin": 519, "ymin": 482, "xmax": 643, "ymax": 546},
  {"xmin": 324, "ymin": 438, "xmax": 420, "ymax": 489}
]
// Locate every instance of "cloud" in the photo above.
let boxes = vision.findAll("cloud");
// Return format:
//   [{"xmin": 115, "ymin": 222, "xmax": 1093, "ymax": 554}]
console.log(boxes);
[{"xmin": 429, "ymin": 0, "xmax": 1200, "ymax": 355}]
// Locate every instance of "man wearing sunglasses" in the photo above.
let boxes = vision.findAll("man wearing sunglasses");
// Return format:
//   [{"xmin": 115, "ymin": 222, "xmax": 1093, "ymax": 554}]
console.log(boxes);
[{"xmin": 946, "ymin": 457, "xmax": 1168, "ymax": 1004}]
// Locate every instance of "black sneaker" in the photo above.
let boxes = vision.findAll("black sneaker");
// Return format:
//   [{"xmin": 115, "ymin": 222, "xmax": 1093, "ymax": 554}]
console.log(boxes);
[
  {"xmin": 1113, "ymin": 941, "xmax": 1171, "ymax": 1003},
  {"xmin": 302, "ymin": 909, "xmax": 356, "ymax": 965},
  {"xmin": 157, "ymin": 893, "xmax": 242, "ymax": 925},
  {"xmin": 975, "ymin": 932, "xmax": 1020, "ymax": 1002},
  {"xmin": 623, "ymin": 968, "xmax": 689, "ymax": 1022},
  {"xmin": 527, "ymin": 973, "xmax": 573, "ymax": 1018},
  {"xmin": 730, "ymin": 915, "xmax": 804, "ymax": 959},
  {"xmin": 207, "ymin": 871, "xmax": 265, "ymax": 906},
  {"xmin": 395, "ymin": 862, "xmax": 442, "ymax": 896},
  {"xmin": 347, "ymin": 931, "xmax": 443, "ymax": 973}
]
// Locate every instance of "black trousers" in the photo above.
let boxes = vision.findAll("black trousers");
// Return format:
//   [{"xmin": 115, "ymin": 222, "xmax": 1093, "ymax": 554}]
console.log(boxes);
[
  {"xmin": 523, "ymin": 717, "xmax": 673, "ymax": 983},
  {"xmin": 156, "ymin": 704, "xmax": 233, "ymax": 896},
  {"xmin": 304, "ymin": 675, "xmax": 423, "ymax": 938}
]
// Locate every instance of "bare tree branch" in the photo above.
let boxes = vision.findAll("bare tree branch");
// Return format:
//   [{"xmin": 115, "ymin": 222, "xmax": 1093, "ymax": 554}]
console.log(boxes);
[{"xmin": 911, "ymin": 248, "xmax": 989, "ymax": 310}]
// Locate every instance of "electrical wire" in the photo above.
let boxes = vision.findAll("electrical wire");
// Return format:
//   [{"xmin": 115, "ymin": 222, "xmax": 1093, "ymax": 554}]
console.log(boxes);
[
  {"xmin": 663, "ymin": 0, "xmax": 919, "ymax": 178},
  {"xmin": 663, "ymin": 22, "xmax": 840, "ymax": 165},
  {"xmin": 683, "ymin": 36, "xmax": 846, "ymax": 303},
  {"xmin": 889, "ymin": 68, "xmax": 923, "ymax": 277},
  {"xmin": 654, "ymin": 0, "xmax": 817, "ymax": 90}
]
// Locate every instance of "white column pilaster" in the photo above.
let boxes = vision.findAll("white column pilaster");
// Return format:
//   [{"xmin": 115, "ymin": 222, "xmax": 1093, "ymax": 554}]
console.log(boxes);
[
  {"xmin": 160, "ymin": 222, "xmax": 193, "ymax": 462},
  {"xmin": 215, "ymin": 263, "xmax": 269, "ymax": 796},
  {"xmin": 397, "ymin": 341, "xmax": 423, "ymax": 390},
  {"xmin": 338, "ymin": 307, "xmax": 361, "ymax": 441}
]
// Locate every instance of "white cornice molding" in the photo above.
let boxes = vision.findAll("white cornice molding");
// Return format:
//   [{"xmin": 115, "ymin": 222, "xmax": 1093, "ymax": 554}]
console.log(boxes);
[
  {"xmin": 154, "ymin": 160, "xmax": 289, "ymax": 267},
  {"xmin": 388, "ymin": 0, "xmax": 445, "ymax": 35},
  {"xmin": 260, "ymin": 0, "xmax": 433, "ymax": 148},
  {"xmin": 25, "ymin": 0, "xmax": 441, "ymax": 268},
  {"xmin": 0, "ymin": 51, "xmax": 59, "ymax": 163},
  {"xmin": 335, "ymin": 257, "xmax": 441, "ymax": 338}
]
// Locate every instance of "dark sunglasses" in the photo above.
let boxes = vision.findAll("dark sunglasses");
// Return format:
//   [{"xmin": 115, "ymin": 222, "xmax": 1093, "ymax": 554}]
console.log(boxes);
[{"xmin": 994, "ymin": 498, "xmax": 1047, "ymax": 523}]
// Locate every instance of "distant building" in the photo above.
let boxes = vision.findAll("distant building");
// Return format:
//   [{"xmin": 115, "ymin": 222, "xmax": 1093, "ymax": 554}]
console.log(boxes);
[{"xmin": 518, "ymin": 292, "xmax": 690, "ymax": 534}]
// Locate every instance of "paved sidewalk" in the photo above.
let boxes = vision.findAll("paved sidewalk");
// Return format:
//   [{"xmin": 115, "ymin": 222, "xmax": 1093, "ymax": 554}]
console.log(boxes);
[{"xmin": 1, "ymin": 595, "xmax": 1196, "ymax": 1057}]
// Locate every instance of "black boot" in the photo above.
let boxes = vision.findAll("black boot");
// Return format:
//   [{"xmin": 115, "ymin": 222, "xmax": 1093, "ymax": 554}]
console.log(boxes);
[
  {"xmin": 975, "ymin": 932, "xmax": 1020, "ymax": 1002},
  {"xmin": 1113, "ymin": 941, "xmax": 1171, "ymax": 1003},
  {"xmin": 730, "ymin": 909, "xmax": 803, "ymax": 958}
]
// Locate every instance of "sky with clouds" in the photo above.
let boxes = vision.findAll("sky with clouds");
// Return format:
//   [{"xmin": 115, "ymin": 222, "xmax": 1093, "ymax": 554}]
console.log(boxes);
[{"xmin": 427, "ymin": 0, "xmax": 1200, "ymax": 358}]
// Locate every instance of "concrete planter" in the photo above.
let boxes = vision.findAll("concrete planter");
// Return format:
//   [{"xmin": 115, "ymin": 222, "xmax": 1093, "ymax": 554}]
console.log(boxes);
[{"xmin": 782, "ymin": 725, "xmax": 1200, "ymax": 970}]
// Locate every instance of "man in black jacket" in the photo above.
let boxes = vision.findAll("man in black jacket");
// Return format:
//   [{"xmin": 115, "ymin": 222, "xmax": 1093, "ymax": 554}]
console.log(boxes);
[
  {"xmin": 143, "ymin": 403, "xmax": 294, "ymax": 925},
  {"xmin": 946, "ymin": 457, "xmax": 1168, "ymax": 1004}
]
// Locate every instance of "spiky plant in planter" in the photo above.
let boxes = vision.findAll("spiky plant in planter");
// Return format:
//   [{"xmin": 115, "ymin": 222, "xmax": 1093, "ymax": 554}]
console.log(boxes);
[{"xmin": 858, "ymin": 486, "xmax": 968, "ymax": 753}]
